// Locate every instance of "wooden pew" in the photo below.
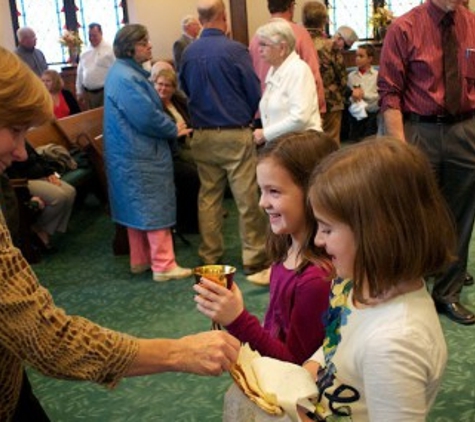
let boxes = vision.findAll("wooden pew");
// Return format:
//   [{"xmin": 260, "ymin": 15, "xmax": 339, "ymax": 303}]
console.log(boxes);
[
  {"xmin": 26, "ymin": 119, "xmax": 70, "ymax": 149},
  {"xmin": 13, "ymin": 108, "xmax": 107, "ymax": 262},
  {"xmin": 53, "ymin": 107, "xmax": 107, "ymax": 201},
  {"xmin": 54, "ymin": 107, "xmax": 104, "ymax": 148}
]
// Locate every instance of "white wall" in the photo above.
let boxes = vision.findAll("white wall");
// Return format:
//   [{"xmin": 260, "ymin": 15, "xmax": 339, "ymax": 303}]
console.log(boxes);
[
  {"xmin": 0, "ymin": 0, "xmax": 15, "ymax": 50},
  {"xmin": 127, "ymin": 0, "xmax": 229, "ymax": 60}
]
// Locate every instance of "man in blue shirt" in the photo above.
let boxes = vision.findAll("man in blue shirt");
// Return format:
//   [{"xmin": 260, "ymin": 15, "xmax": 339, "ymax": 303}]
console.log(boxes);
[{"xmin": 180, "ymin": 0, "xmax": 268, "ymax": 277}]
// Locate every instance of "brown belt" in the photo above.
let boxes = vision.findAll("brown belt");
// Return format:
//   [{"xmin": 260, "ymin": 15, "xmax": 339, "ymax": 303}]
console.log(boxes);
[{"xmin": 195, "ymin": 125, "xmax": 250, "ymax": 131}]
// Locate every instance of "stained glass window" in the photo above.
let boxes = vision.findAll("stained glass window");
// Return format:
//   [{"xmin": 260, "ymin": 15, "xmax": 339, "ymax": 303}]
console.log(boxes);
[
  {"xmin": 326, "ymin": 0, "xmax": 423, "ymax": 41},
  {"xmin": 387, "ymin": 0, "xmax": 424, "ymax": 18},
  {"xmin": 75, "ymin": 0, "xmax": 125, "ymax": 50},
  {"xmin": 11, "ymin": 0, "xmax": 126, "ymax": 66},
  {"xmin": 15, "ymin": 0, "xmax": 65, "ymax": 64}
]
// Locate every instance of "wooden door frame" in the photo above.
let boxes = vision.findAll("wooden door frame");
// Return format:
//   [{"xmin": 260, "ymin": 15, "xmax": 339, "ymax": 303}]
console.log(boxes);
[{"xmin": 229, "ymin": 0, "xmax": 249, "ymax": 45}]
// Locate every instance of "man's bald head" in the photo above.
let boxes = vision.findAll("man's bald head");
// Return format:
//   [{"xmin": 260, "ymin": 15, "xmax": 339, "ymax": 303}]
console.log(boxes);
[{"xmin": 197, "ymin": 0, "xmax": 225, "ymax": 25}]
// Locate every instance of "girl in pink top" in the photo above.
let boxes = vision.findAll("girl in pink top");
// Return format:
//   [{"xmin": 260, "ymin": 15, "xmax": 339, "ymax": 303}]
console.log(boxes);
[{"xmin": 194, "ymin": 130, "xmax": 337, "ymax": 364}]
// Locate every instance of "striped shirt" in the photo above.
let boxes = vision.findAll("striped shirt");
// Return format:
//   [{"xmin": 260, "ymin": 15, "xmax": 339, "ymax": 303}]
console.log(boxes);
[{"xmin": 378, "ymin": 0, "xmax": 475, "ymax": 115}]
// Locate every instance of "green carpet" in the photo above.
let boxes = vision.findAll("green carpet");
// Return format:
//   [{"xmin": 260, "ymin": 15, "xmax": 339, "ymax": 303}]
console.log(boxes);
[{"xmin": 27, "ymin": 197, "xmax": 475, "ymax": 421}]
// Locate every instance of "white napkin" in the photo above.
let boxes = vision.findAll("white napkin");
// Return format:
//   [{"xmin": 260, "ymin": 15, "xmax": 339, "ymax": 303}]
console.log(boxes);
[
  {"xmin": 252, "ymin": 357, "xmax": 318, "ymax": 422},
  {"xmin": 349, "ymin": 100, "xmax": 368, "ymax": 121}
]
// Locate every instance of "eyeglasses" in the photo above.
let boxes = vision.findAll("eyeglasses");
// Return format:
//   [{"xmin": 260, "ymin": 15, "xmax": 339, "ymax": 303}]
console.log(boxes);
[{"xmin": 154, "ymin": 81, "xmax": 173, "ymax": 89}]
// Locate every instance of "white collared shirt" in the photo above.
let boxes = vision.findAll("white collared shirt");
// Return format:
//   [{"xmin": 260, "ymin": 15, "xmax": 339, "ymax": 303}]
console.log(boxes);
[
  {"xmin": 76, "ymin": 41, "xmax": 115, "ymax": 95},
  {"xmin": 347, "ymin": 66, "xmax": 379, "ymax": 113}
]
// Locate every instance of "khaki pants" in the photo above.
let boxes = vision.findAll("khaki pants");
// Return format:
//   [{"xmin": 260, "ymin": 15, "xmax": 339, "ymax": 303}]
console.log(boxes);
[
  {"xmin": 322, "ymin": 110, "xmax": 343, "ymax": 145},
  {"xmin": 84, "ymin": 90, "xmax": 104, "ymax": 109},
  {"xmin": 191, "ymin": 128, "xmax": 267, "ymax": 266}
]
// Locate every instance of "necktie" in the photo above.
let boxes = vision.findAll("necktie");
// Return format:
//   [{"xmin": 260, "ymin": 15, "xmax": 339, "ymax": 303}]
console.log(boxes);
[{"xmin": 441, "ymin": 13, "xmax": 461, "ymax": 116}]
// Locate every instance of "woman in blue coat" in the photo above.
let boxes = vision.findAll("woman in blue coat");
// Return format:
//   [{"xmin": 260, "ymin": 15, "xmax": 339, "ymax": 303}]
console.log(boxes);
[{"xmin": 104, "ymin": 24, "xmax": 192, "ymax": 282}]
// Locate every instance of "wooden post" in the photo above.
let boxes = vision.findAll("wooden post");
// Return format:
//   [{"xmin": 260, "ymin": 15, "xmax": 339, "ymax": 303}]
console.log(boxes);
[{"xmin": 229, "ymin": 0, "xmax": 249, "ymax": 46}]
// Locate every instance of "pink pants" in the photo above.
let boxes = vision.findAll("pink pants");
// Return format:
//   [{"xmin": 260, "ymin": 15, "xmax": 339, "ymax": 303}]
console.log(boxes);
[{"xmin": 127, "ymin": 227, "xmax": 176, "ymax": 272}]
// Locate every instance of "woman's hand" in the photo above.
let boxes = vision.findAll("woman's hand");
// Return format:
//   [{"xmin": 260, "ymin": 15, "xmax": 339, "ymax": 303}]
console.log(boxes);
[
  {"xmin": 46, "ymin": 174, "xmax": 61, "ymax": 186},
  {"xmin": 253, "ymin": 128, "xmax": 266, "ymax": 146},
  {"xmin": 176, "ymin": 122, "xmax": 193, "ymax": 138},
  {"xmin": 30, "ymin": 196, "xmax": 45, "ymax": 210},
  {"xmin": 193, "ymin": 277, "xmax": 244, "ymax": 326}
]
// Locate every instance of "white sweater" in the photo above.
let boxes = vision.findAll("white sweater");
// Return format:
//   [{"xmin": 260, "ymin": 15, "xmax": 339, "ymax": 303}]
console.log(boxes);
[{"xmin": 260, "ymin": 51, "xmax": 322, "ymax": 142}]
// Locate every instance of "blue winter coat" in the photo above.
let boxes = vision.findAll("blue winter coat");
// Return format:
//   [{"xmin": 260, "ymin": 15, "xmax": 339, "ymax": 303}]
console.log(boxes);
[{"xmin": 104, "ymin": 58, "xmax": 178, "ymax": 230}]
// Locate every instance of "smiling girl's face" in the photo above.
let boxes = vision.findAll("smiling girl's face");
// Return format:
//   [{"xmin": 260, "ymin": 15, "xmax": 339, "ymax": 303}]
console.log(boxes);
[
  {"xmin": 313, "ymin": 208, "xmax": 357, "ymax": 280},
  {"xmin": 257, "ymin": 157, "xmax": 307, "ymax": 245}
]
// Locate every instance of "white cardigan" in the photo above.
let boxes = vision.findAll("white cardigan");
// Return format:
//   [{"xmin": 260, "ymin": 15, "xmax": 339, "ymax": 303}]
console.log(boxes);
[{"xmin": 260, "ymin": 51, "xmax": 322, "ymax": 142}]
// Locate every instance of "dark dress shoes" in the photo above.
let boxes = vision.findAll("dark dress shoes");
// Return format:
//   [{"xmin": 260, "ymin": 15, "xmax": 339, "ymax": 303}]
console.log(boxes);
[
  {"xmin": 434, "ymin": 301, "xmax": 475, "ymax": 325},
  {"xmin": 465, "ymin": 272, "xmax": 474, "ymax": 286}
]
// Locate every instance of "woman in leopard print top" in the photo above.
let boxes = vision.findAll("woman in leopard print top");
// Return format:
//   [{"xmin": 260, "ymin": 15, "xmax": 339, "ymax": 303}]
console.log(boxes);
[{"xmin": 0, "ymin": 46, "xmax": 239, "ymax": 421}]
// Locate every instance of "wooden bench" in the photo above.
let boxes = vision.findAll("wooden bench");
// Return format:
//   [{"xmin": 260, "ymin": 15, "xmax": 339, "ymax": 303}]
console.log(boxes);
[
  {"xmin": 25, "ymin": 107, "xmax": 106, "ymax": 200},
  {"xmin": 54, "ymin": 107, "xmax": 107, "ymax": 201},
  {"xmin": 10, "ymin": 108, "xmax": 107, "ymax": 262},
  {"xmin": 28, "ymin": 108, "xmax": 128, "ymax": 255}
]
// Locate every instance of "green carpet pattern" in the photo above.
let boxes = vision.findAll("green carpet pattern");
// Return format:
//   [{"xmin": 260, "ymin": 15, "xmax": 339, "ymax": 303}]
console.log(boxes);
[{"xmin": 27, "ymin": 197, "xmax": 475, "ymax": 421}]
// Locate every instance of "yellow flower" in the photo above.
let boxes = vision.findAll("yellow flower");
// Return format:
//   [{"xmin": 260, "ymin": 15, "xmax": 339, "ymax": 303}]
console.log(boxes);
[{"xmin": 370, "ymin": 6, "xmax": 394, "ymax": 29}]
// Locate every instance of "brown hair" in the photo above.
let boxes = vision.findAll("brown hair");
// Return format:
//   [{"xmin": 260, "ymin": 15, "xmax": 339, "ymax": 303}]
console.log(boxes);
[
  {"xmin": 113, "ymin": 24, "xmax": 148, "ymax": 58},
  {"xmin": 302, "ymin": 1, "xmax": 328, "ymax": 31},
  {"xmin": 155, "ymin": 69, "xmax": 178, "ymax": 90},
  {"xmin": 42, "ymin": 69, "xmax": 64, "ymax": 94},
  {"xmin": 358, "ymin": 43, "xmax": 375, "ymax": 59},
  {"xmin": 258, "ymin": 130, "xmax": 338, "ymax": 273},
  {"xmin": 0, "ymin": 46, "xmax": 52, "ymax": 128},
  {"xmin": 308, "ymin": 137, "xmax": 456, "ymax": 303},
  {"xmin": 268, "ymin": 0, "xmax": 294, "ymax": 14}
]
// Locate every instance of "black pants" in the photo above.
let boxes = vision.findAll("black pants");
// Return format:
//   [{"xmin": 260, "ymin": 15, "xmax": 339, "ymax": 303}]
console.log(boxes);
[
  {"xmin": 13, "ymin": 372, "xmax": 50, "ymax": 422},
  {"xmin": 405, "ymin": 117, "xmax": 475, "ymax": 303},
  {"xmin": 348, "ymin": 112, "xmax": 378, "ymax": 142}
]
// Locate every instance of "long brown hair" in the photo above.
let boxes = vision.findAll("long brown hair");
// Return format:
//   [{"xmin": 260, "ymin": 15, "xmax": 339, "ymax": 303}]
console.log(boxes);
[{"xmin": 258, "ymin": 130, "xmax": 338, "ymax": 273}]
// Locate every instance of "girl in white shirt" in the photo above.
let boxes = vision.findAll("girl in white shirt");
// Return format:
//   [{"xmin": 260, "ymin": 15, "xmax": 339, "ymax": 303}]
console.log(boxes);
[{"xmin": 302, "ymin": 137, "xmax": 454, "ymax": 421}]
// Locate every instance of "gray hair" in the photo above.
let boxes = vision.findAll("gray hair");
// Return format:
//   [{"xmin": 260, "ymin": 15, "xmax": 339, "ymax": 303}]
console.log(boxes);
[
  {"xmin": 336, "ymin": 25, "xmax": 358, "ymax": 47},
  {"xmin": 113, "ymin": 24, "xmax": 148, "ymax": 58},
  {"xmin": 181, "ymin": 15, "xmax": 198, "ymax": 31},
  {"xmin": 255, "ymin": 19, "xmax": 296, "ymax": 53},
  {"xmin": 17, "ymin": 27, "xmax": 35, "ymax": 41}
]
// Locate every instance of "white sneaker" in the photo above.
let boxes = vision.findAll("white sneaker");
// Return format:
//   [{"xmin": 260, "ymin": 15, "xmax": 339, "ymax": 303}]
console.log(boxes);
[
  {"xmin": 153, "ymin": 266, "xmax": 192, "ymax": 282},
  {"xmin": 130, "ymin": 264, "xmax": 150, "ymax": 274},
  {"xmin": 246, "ymin": 268, "xmax": 271, "ymax": 286}
]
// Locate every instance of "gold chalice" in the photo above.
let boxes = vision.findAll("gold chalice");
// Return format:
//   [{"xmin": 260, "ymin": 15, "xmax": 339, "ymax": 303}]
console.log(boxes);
[{"xmin": 193, "ymin": 265, "xmax": 236, "ymax": 330}]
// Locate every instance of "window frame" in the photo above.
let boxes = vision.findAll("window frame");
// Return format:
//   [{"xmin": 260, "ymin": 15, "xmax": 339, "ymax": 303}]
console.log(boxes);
[
  {"xmin": 9, "ymin": 0, "xmax": 129, "ymax": 65},
  {"xmin": 325, "ymin": 0, "xmax": 423, "ymax": 41}
]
